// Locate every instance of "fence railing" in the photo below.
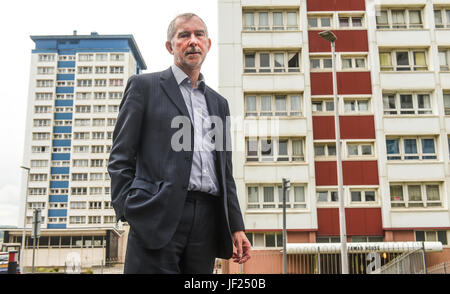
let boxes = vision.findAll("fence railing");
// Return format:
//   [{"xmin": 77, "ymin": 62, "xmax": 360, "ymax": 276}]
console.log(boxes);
[{"xmin": 371, "ymin": 249, "xmax": 426, "ymax": 274}]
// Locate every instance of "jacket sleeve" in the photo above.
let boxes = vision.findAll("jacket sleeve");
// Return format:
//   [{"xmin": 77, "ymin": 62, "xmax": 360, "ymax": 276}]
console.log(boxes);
[
  {"xmin": 224, "ymin": 99, "xmax": 246, "ymax": 233},
  {"xmin": 107, "ymin": 75, "xmax": 145, "ymax": 222}
]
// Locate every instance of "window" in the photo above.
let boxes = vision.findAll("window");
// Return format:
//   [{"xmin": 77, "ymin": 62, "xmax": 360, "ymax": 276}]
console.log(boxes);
[
  {"xmin": 316, "ymin": 190, "xmax": 338, "ymax": 203},
  {"xmin": 108, "ymin": 105, "xmax": 119, "ymax": 113},
  {"xmin": 415, "ymin": 230, "xmax": 448, "ymax": 245},
  {"xmin": 77, "ymin": 79, "xmax": 92, "ymax": 87},
  {"xmin": 90, "ymin": 173, "xmax": 103, "ymax": 180},
  {"xmin": 244, "ymin": 52, "xmax": 300, "ymax": 73},
  {"xmin": 317, "ymin": 237, "xmax": 341, "ymax": 243},
  {"xmin": 341, "ymin": 56, "xmax": 367, "ymax": 70},
  {"xmin": 89, "ymin": 201, "xmax": 102, "ymax": 209},
  {"xmin": 246, "ymin": 138, "xmax": 304, "ymax": 162},
  {"xmin": 246, "ymin": 184, "xmax": 306, "ymax": 210},
  {"xmin": 96, "ymin": 53, "xmax": 108, "ymax": 61},
  {"xmin": 93, "ymin": 105, "xmax": 105, "ymax": 113},
  {"xmin": 31, "ymin": 160, "xmax": 48, "ymax": 167},
  {"xmin": 93, "ymin": 119, "xmax": 105, "ymax": 126},
  {"xmin": 308, "ymin": 15, "xmax": 332, "ymax": 29},
  {"xmin": 38, "ymin": 54, "xmax": 55, "ymax": 62},
  {"xmin": 95, "ymin": 79, "xmax": 107, "ymax": 87},
  {"xmin": 32, "ymin": 132, "xmax": 50, "ymax": 140},
  {"xmin": 383, "ymin": 93, "xmax": 432, "ymax": 115},
  {"xmin": 36, "ymin": 80, "xmax": 53, "ymax": 87},
  {"xmin": 32, "ymin": 146, "xmax": 49, "ymax": 153},
  {"xmin": 72, "ymin": 187, "xmax": 87, "ymax": 196},
  {"xmin": 310, "ymin": 56, "xmax": 332, "ymax": 71},
  {"xmin": 88, "ymin": 216, "xmax": 102, "ymax": 224},
  {"xmin": 33, "ymin": 119, "xmax": 51, "ymax": 127},
  {"xmin": 78, "ymin": 54, "xmax": 93, "ymax": 61},
  {"xmin": 69, "ymin": 216, "xmax": 86, "ymax": 224},
  {"xmin": 29, "ymin": 174, "xmax": 47, "ymax": 182},
  {"xmin": 245, "ymin": 232, "xmax": 283, "ymax": 248},
  {"xmin": 76, "ymin": 92, "xmax": 91, "ymax": 100},
  {"xmin": 390, "ymin": 183, "xmax": 442, "ymax": 208},
  {"xmin": 72, "ymin": 173, "xmax": 88, "ymax": 181},
  {"xmin": 104, "ymin": 216, "xmax": 116, "ymax": 223},
  {"xmin": 29, "ymin": 188, "xmax": 46, "ymax": 195},
  {"xmin": 109, "ymin": 92, "xmax": 122, "ymax": 99},
  {"xmin": 35, "ymin": 93, "xmax": 53, "ymax": 100},
  {"xmin": 312, "ymin": 99, "xmax": 334, "ymax": 113},
  {"xmin": 314, "ymin": 143, "xmax": 336, "ymax": 159},
  {"xmin": 73, "ymin": 159, "xmax": 88, "ymax": 167},
  {"xmin": 110, "ymin": 66, "xmax": 124, "ymax": 74},
  {"xmin": 439, "ymin": 49, "xmax": 450, "ymax": 71},
  {"xmin": 338, "ymin": 15, "xmax": 364, "ymax": 28},
  {"xmin": 245, "ymin": 94, "xmax": 302, "ymax": 117},
  {"xmin": 74, "ymin": 119, "xmax": 90, "ymax": 127},
  {"xmin": 376, "ymin": 9, "xmax": 423, "ymax": 29},
  {"xmin": 37, "ymin": 67, "xmax": 54, "ymax": 75},
  {"xmin": 94, "ymin": 92, "xmax": 106, "ymax": 99},
  {"xmin": 77, "ymin": 66, "xmax": 92, "ymax": 74},
  {"xmin": 351, "ymin": 236, "xmax": 384, "ymax": 242},
  {"xmin": 107, "ymin": 118, "xmax": 117, "ymax": 126},
  {"xmin": 347, "ymin": 142, "xmax": 374, "ymax": 157},
  {"xmin": 95, "ymin": 66, "xmax": 107, "ymax": 74},
  {"xmin": 109, "ymin": 79, "xmax": 123, "ymax": 87},
  {"xmin": 243, "ymin": 10, "xmax": 299, "ymax": 31},
  {"xmin": 91, "ymin": 159, "xmax": 103, "ymax": 167},
  {"xmin": 350, "ymin": 190, "xmax": 377, "ymax": 203},
  {"xmin": 75, "ymin": 105, "xmax": 91, "ymax": 113},
  {"xmin": 92, "ymin": 132, "xmax": 105, "ymax": 140},
  {"xmin": 344, "ymin": 98, "xmax": 370, "ymax": 113},
  {"xmin": 434, "ymin": 8, "xmax": 450, "ymax": 28},
  {"xmin": 110, "ymin": 54, "xmax": 124, "ymax": 61},
  {"xmin": 386, "ymin": 136, "xmax": 437, "ymax": 160},
  {"xmin": 74, "ymin": 132, "xmax": 89, "ymax": 140},
  {"xmin": 70, "ymin": 202, "xmax": 87, "ymax": 209},
  {"xmin": 379, "ymin": 50, "xmax": 427, "ymax": 71}
]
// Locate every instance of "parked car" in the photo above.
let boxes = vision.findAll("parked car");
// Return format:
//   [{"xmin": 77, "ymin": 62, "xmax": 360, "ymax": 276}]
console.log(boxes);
[{"xmin": 0, "ymin": 252, "xmax": 20, "ymax": 274}]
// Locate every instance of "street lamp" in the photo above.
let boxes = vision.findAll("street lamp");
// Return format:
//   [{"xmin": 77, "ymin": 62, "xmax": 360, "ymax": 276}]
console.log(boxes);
[
  {"xmin": 318, "ymin": 30, "xmax": 349, "ymax": 274},
  {"xmin": 19, "ymin": 165, "xmax": 30, "ymax": 274}
]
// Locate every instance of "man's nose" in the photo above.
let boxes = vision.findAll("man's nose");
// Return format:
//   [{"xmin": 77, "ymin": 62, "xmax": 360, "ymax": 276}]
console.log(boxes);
[{"xmin": 187, "ymin": 33, "xmax": 199, "ymax": 46}]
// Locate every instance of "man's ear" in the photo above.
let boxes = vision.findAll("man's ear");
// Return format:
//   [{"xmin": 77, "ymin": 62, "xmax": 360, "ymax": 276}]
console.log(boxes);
[{"xmin": 165, "ymin": 41, "xmax": 173, "ymax": 54}]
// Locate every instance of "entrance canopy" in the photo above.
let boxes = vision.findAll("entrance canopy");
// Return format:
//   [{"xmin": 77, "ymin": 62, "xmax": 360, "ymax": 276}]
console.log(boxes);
[{"xmin": 286, "ymin": 242, "xmax": 443, "ymax": 254}]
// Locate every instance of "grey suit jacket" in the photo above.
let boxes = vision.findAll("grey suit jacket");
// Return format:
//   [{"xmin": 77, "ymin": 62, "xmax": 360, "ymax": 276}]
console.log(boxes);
[{"xmin": 107, "ymin": 67, "xmax": 245, "ymax": 259}]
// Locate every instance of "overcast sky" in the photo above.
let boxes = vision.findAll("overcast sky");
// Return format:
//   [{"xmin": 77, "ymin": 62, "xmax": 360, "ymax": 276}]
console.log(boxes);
[{"xmin": 0, "ymin": 0, "xmax": 219, "ymax": 227}]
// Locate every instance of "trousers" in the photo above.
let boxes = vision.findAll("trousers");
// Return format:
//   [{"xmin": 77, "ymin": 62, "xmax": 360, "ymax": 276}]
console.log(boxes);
[{"xmin": 124, "ymin": 190, "xmax": 219, "ymax": 274}]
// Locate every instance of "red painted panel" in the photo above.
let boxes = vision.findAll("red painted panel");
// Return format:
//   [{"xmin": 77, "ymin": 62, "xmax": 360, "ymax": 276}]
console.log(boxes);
[
  {"xmin": 340, "ymin": 116, "xmax": 375, "ymax": 139},
  {"xmin": 317, "ymin": 208, "xmax": 383, "ymax": 236},
  {"xmin": 307, "ymin": 0, "xmax": 365, "ymax": 11},
  {"xmin": 343, "ymin": 161, "xmax": 379, "ymax": 185},
  {"xmin": 309, "ymin": 30, "xmax": 368, "ymax": 53},
  {"xmin": 315, "ymin": 161, "xmax": 379, "ymax": 186},
  {"xmin": 310, "ymin": 72, "xmax": 372, "ymax": 95},
  {"xmin": 312, "ymin": 116, "xmax": 375, "ymax": 140}
]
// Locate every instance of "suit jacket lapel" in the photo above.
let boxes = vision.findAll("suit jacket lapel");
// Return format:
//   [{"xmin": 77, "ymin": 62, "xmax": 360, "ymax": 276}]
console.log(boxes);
[{"xmin": 160, "ymin": 67, "xmax": 192, "ymax": 122}]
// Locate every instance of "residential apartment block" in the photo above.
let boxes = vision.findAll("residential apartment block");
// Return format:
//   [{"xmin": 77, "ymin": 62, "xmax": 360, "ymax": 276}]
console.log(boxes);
[
  {"xmin": 219, "ymin": 0, "xmax": 450, "ymax": 273},
  {"xmin": 4, "ymin": 32, "xmax": 146, "ymax": 269}
]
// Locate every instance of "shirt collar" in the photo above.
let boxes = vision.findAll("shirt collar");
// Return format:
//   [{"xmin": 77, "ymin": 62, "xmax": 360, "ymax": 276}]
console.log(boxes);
[{"xmin": 171, "ymin": 64, "xmax": 206, "ymax": 93}]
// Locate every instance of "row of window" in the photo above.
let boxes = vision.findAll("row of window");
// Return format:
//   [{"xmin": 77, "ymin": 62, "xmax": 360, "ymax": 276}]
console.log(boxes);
[
  {"xmin": 30, "ymin": 158, "xmax": 109, "ymax": 168},
  {"xmin": 245, "ymin": 182, "xmax": 444, "ymax": 210},
  {"xmin": 243, "ymin": 48, "xmax": 450, "ymax": 73},
  {"xmin": 27, "ymin": 201, "xmax": 112, "ymax": 210},
  {"xmin": 33, "ymin": 118, "xmax": 117, "ymax": 128},
  {"xmin": 36, "ymin": 79, "xmax": 124, "ymax": 88},
  {"xmin": 28, "ymin": 186, "xmax": 110, "ymax": 196},
  {"xmin": 241, "ymin": 7, "xmax": 450, "ymax": 31},
  {"xmin": 35, "ymin": 92, "xmax": 123, "ymax": 101},
  {"xmin": 38, "ymin": 53, "xmax": 125, "ymax": 62},
  {"xmin": 15, "ymin": 235, "xmax": 107, "ymax": 249},
  {"xmin": 32, "ymin": 131, "xmax": 114, "ymax": 141}
]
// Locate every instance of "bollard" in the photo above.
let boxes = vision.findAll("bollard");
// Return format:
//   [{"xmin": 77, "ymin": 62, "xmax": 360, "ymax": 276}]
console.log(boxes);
[{"xmin": 7, "ymin": 251, "xmax": 18, "ymax": 274}]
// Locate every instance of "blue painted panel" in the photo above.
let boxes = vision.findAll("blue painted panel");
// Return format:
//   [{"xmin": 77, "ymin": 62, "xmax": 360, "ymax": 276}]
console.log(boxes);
[
  {"xmin": 51, "ymin": 153, "xmax": 70, "ymax": 161},
  {"xmin": 47, "ymin": 224, "xmax": 66, "ymax": 229},
  {"xmin": 57, "ymin": 74, "xmax": 75, "ymax": 81},
  {"xmin": 50, "ymin": 167, "xmax": 70, "ymax": 174},
  {"xmin": 54, "ymin": 113, "xmax": 72, "ymax": 120},
  {"xmin": 32, "ymin": 49, "xmax": 58, "ymax": 53},
  {"xmin": 53, "ymin": 126, "xmax": 72, "ymax": 133},
  {"xmin": 49, "ymin": 195, "xmax": 68, "ymax": 202},
  {"xmin": 50, "ymin": 181, "xmax": 69, "ymax": 188},
  {"xmin": 56, "ymin": 87, "xmax": 74, "ymax": 94},
  {"xmin": 55, "ymin": 100, "xmax": 73, "ymax": 107},
  {"xmin": 52, "ymin": 140, "xmax": 71, "ymax": 147},
  {"xmin": 35, "ymin": 40, "xmax": 57, "ymax": 49},
  {"xmin": 48, "ymin": 209, "xmax": 67, "ymax": 217},
  {"xmin": 57, "ymin": 61, "xmax": 75, "ymax": 68}
]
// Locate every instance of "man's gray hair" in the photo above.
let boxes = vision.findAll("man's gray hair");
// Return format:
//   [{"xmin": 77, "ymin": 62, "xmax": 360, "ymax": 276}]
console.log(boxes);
[{"xmin": 167, "ymin": 13, "xmax": 209, "ymax": 43}]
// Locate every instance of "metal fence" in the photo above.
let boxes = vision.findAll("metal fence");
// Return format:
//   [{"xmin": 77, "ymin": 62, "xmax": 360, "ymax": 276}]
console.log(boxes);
[
  {"xmin": 427, "ymin": 262, "xmax": 450, "ymax": 274},
  {"xmin": 371, "ymin": 249, "xmax": 426, "ymax": 274}
]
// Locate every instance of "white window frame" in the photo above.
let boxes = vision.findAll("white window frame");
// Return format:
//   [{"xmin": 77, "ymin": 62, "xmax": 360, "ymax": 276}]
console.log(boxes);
[
  {"xmin": 310, "ymin": 56, "xmax": 332, "ymax": 71},
  {"xmin": 338, "ymin": 14, "xmax": 365, "ymax": 29},
  {"xmin": 341, "ymin": 55, "xmax": 367, "ymax": 70},
  {"xmin": 343, "ymin": 97, "xmax": 371, "ymax": 114},
  {"xmin": 311, "ymin": 98, "xmax": 334, "ymax": 114},
  {"xmin": 314, "ymin": 142, "xmax": 337, "ymax": 160},
  {"xmin": 316, "ymin": 189, "xmax": 339, "ymax": 205},
  {"xmin": 244, "ymin": 51, "xmax": 300, "ymax": 73},
  {"xmin": 242, "ymin": 10, "xmax": 299, "ymax": 31},
  {"xmin": 246, "ymin": 184, "xmax": 307, "ymax": 210},
  {"xmin": 245, "ymin": 232, "xmax": 283, "ymax": 249},
  {"xmin": 245, "ymin": 137, "xmax": 305, "ymax": 163},
  {"xmin": 376, "ymin": 8, "xmax": 424, "ymax": 29},
  {"xmin": 434, "ymin": 7, "xmax": 450, "ymax": 28},
  {"xmin": 383, "ymin": 92, "xmax": 433, "ymax": 115},
  {"xmin": 379, "ymin": 49, "xmax": 428, "ymax": 71},
  {"xmin": 244, "ymin": 93, "xmax": 302, "ymax": 117},
  {"xmin": 346, "ymin": 141, "xmax": 375, "ymax": 158},
  {"xmin": 390, "ymin": 182, "xmax": 442, "ymax": 208},
  {"xmin": 439, "ymin": 49, "xmax": 450, "ymax": 71},
  {"xmin": 386, "ymin": 136, "xmax": 437, "ymax": 161},
  {"xmin": 349, "ymin": 189, "xmax": 378, "ymax": 204},
  {"xmin": 307, "ymin": 14, "xmax": 333, "ymax": 29}
]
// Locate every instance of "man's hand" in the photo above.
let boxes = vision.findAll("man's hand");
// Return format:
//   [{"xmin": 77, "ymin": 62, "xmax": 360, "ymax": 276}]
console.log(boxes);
[{"xmin": 232, "ymin": 231, "xmax": 251, "ymax": 264}]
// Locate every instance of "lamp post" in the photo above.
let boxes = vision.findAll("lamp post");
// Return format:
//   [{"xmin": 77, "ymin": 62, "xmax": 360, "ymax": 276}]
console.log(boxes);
[
  {"xmin": 19, "ymin": 165, "xmax": 30, "ymax": 274},
  {"xmin": 318, "ymin": 30, "xmax": 349, "ymax": 274}
]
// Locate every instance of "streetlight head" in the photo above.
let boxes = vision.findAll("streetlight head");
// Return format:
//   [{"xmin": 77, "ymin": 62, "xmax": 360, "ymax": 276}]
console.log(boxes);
[
  {"xmin": 20, "ymin": 166, "xmax": 30, "ymax": 171},
  {"xmin": 319, "ymin": 30, "xmax": 337, "ymax": 42}
]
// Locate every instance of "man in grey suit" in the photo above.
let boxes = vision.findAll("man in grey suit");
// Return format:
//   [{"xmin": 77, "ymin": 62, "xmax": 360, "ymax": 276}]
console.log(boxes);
[{"xmin": 108, "ymin": 13, "xmax": 251, "ymax": 274}]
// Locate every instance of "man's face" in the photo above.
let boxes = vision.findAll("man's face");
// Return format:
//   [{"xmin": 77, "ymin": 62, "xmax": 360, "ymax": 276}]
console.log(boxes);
[{"xmin": 166, "ymin": 16, "xmax": 211, "ymax": 72}]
